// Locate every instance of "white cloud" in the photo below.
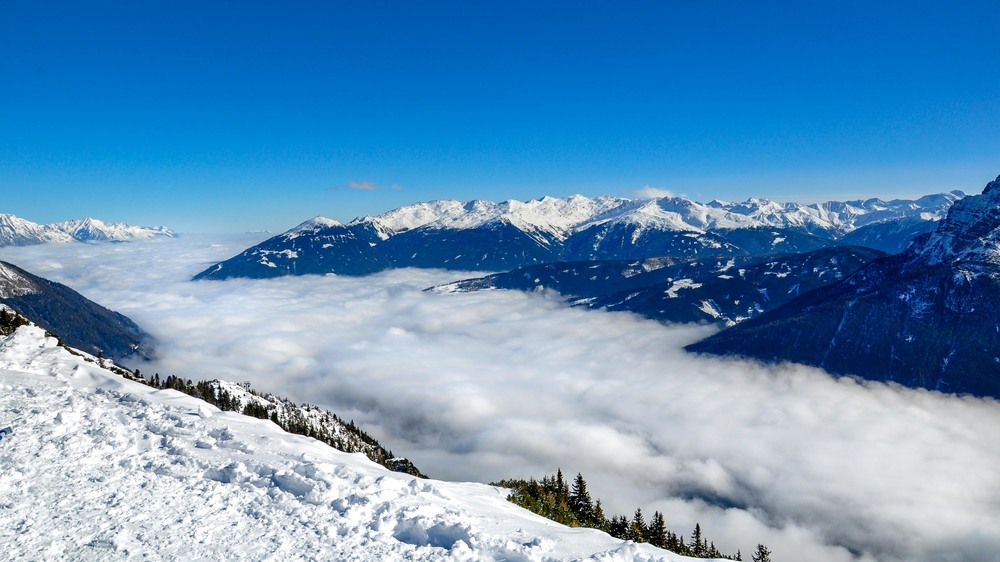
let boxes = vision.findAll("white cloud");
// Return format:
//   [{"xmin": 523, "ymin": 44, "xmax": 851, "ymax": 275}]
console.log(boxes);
[
  {"xmin": 2, "ymin": 237, "xmax": 999, "ymax": 562},
  {"xmin": 633, "ymin": 186, "xmax": 675, "ymax": 198}
]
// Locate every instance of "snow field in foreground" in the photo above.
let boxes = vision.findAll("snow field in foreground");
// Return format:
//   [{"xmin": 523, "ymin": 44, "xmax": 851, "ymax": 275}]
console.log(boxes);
[{"xmin": 0, "ymin": 326, "xmax": 692, "ymax": 562}]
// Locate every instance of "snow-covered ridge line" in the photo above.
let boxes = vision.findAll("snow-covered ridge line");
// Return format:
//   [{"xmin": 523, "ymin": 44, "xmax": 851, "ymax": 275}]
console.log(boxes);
[
  {"xmin": 0, "ymin": 324, "xmax": 694, "ymax": 561},
  {"xmin": 342, "ymin": 191, "xmax": 966, "ymax": 240},
  {"xmin": 0, "ymin": 213, "xmax": 175, "ymax": 246}
]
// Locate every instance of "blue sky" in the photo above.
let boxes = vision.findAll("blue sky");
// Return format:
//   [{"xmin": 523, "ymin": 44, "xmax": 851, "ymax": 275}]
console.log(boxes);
[{"xmin": 2, "ymin": 1, "xmax": 998, "ymax": 233}]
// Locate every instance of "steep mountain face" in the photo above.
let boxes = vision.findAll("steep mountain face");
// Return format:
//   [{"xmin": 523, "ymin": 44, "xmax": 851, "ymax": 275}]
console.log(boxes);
[
  {"xmin": 195, "ymin": 191, "xmax": 963, "ymax": 280},
  {"xmin": 0, "ymin": 260, "xmax": 149, "ymax": 361},
  {"xmin": 687, "ymin": 175, "xmax": 1000, "ymax": 398},
  {"xmin": 434, "ymin": 246, "xmax": 885, "ymax": 326},
  {"xmin": 0, "ymin": 213, "xmax": 175, "ymax": 247}
]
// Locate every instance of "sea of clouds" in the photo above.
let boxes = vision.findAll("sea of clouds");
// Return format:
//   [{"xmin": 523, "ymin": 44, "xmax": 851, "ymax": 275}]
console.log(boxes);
[{"xmin": 2, "ymin": 235, "xmax": 998, "ymax": 562}]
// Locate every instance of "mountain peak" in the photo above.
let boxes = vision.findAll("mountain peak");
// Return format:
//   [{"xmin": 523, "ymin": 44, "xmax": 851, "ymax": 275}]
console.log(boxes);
[
  {"xmin": 911, "ymin": 174, "xmax": 1000, "ymax": 270},
  {"xmin": 298, "ymin": 216, "xmax": 342, "ymax": 229},
  {"xmin": 983, "ymin": 173, "xmax": 1000, "ymax": 195}
]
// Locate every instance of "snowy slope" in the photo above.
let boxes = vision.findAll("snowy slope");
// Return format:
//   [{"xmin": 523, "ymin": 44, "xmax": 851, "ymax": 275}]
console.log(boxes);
[{"xmin": 0, "ymin": 325, "xmax": 699, "ymax": 562}]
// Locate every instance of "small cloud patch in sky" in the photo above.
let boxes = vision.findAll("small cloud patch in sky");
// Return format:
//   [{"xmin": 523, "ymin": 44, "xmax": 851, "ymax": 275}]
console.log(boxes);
[
  {"xmin": 348, "ymin": 180, "xmax": 378, "ymax": 191},
  {"xmin": 328, "ymin": 180, "xmax": 404, "ymax": 192},
  {"xmin": 633, "ymin": 185, "xmax": 675, "ymax": 198}
]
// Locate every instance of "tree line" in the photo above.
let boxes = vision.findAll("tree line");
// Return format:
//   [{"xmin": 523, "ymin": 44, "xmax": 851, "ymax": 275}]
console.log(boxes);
[
  {"xmin": 142, "ymin": 372, "xmax": 425, "ymax": 477},
  {"xmin": 493, "ymin": 470, "xmax": 772, "ymax": 561}
]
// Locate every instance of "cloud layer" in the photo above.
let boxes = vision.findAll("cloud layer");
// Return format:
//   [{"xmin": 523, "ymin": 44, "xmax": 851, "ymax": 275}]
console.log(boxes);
[{"xmin": 2, "ymin": 236, "xmax": 998, "ymax": 562}]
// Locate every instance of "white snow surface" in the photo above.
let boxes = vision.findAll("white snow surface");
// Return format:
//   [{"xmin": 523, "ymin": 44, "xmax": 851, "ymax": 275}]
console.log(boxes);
[
  {"xmin": 0, "ymin": 214, "xmax": 174, "ymax": 246},
  {"xmin": 334, "ymin": 191, "xmax": 966, "ymax": 242},
  {"xmin": 0, "ymin": 325, "xmax": 695, "ymax": 562}
]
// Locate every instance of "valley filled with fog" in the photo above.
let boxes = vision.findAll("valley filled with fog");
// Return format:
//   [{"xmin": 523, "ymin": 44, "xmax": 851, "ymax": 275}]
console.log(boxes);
[{"xmin": 2, "ymin": 235, "xmax": 998, "ymax": 562}]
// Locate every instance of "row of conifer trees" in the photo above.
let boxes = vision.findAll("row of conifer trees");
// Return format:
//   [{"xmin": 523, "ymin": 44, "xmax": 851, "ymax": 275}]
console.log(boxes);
[{"xmin": 493, "ymin": 469, "xmax": 772, "ymax": 561}]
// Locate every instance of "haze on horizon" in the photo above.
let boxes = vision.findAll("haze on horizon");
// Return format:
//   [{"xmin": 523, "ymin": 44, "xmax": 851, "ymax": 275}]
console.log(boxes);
[{"xmin": 2, "ymin": 2, "xmax": 999, "ymax": 233}]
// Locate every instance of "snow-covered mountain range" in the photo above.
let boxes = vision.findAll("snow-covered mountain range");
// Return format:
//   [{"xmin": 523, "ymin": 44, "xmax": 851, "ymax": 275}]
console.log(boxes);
[
  {"xmin": 0, "ymin": 214, "xmax": 175, "ymax": 246},
  {"xmin": 195, "ymin": 191, "xmax": 964, "ymax": 280},
  {"xmin": 688, "ymin": 174, "xmax": 1000, "ymax": 398},
  {"xmin": 0, "ymin": 323, "xmax": 695, "ymax": 561}
]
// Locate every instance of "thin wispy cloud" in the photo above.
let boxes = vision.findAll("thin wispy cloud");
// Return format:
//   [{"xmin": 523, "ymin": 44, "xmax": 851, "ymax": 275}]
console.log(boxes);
[
  {"xmin": 328, "ymin": 180, "xmax": 404, "ymax": 192},
  {"xmin": 1, "ymin": 237, "xmax": 998, "ymax": 562},
  {"xmin": 633, "ymin": 186, "xmax": 675, "ymax": 198}
]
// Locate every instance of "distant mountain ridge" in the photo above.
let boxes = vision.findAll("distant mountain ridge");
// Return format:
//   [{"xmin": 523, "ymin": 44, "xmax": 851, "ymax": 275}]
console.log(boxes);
[
  {"xmin": 0, "ymin": 213, "xmax": 175, "ymax": 246},
  {"xmin": 195, "ymin": 191, "xmax": 964, "ymax": 280},
  {"xmin": 687, "ymin": 174, "xmax": 1000, "ymax": 398}
]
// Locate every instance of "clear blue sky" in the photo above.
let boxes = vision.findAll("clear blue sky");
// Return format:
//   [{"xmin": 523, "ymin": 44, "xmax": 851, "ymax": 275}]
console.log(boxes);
[{"xmin": 2, "ymin": 1, "xmax": 998, "ymax": 233}]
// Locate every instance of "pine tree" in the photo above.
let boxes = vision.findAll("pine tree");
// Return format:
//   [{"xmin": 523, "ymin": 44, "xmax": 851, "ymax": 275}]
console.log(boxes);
[
  {"xmin": 690, "ymin": 523, "xmax": 705, "ymax": 556},
  {"xmin": 751, "ymin": 543, "xmax": 771, "ymax": 562},
  {"xmin": 627, "ymin": 508, "xmax": 647, "ymax": 543},
  {"xmin": 592, "ymin": 499, "xmax": 607, "ymax": 531},
  {"xmin": 569, "ymin": 473, "xmax": 594, "ymax": 525},
  {"xmin": 648, "ymin": 510, "xmax": 667, "ymax": 548},
  {"xmin": 555, "ymin": 468, "xmax": 568, "ymax": 499},
  {"xmin": 608, "ymin": 514, "xmax": 628, "ymax": 539},
  {"xmin": 665, "ymin": 530, "xmax": 681, "ymax": 553}
]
